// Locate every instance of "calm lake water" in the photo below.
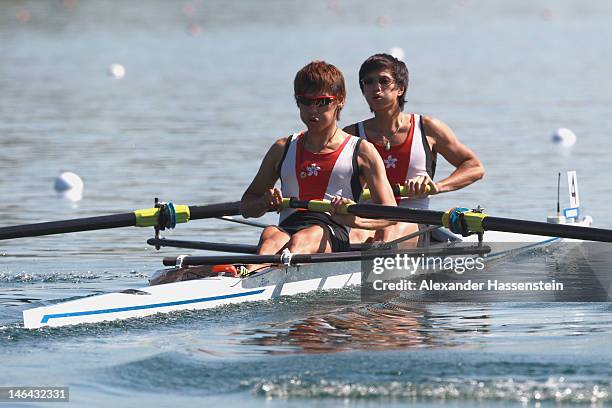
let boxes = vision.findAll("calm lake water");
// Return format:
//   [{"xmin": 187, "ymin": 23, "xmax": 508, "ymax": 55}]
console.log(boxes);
[{"xmin": 1, "ymin": 1, "xmax": 611, "ymax": 407}]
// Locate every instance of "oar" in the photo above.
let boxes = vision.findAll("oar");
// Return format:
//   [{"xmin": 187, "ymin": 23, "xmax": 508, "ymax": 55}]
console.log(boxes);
[
  {"xmin": 147, "ymin": 238, "xmax": 259, "ymax": 254},
  {"xmin": 0, "ymin": 184, "xmax": 418, "ymax": 241},
  {"xmin": 360, "ymin": 184, "xmax": 410, "ymax": 201},
  {"xmin": 281, "ymin": 198, "xmax": 612, "ymax": 243},
  {"xmin": 217, "ymin": 216, "xmax": 269, "ymax": 228},
  {"xmin": 162, "ymin": 244, "xmax": 490, "ymax": 267},
  {"xmin": 0, "ymin": 201, "xmax": 243, "ymax": 240},
  {"xmin": 148, "ymin": 237, "xmax": 387, "ymax": 253}
]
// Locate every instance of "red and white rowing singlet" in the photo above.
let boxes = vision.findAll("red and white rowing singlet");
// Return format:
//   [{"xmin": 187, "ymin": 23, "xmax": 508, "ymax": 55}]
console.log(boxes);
[
  {"xmin": 278, "ymin": 132, "xmax": 363, "ymax": 223},
  {"xmin": 357, "ymin": 113, "xmax": 435, "ymax": 209}
]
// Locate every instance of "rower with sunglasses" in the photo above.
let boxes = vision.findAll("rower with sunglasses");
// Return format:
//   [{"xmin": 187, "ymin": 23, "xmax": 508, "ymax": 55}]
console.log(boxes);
[
  {"xmin": 344, "ymin": 54, "xmax": 485, "ymax": 244},
  {"xmin": 238, "ymin": 60, "xmax": 397, "ymax": 273}
]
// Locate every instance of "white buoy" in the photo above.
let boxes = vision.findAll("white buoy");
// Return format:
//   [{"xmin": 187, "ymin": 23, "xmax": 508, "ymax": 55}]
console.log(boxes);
[
  {"xmin": 389, "ymin": 46, "xmax": 405, "ymax": 61},
  {"xmin": 54, "ymin": 172, "xmax": 84, "ymax": 202},
  {"xmin": 108, "ymin": 63, "xmax": 126, "ymax": 79},
  {"xmin": 551, "ymin": 128, "xmax": 577, "ymax": 147}
]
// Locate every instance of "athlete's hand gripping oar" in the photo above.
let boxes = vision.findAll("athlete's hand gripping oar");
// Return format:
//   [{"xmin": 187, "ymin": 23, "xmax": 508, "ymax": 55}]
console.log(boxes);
[
  {"xmin": 281, "ymin": 198, "xmax": 612, "ymax": 242},
  {"xmin": 0, "ymin": 200, "xmax": 251, "ymax": 240}
]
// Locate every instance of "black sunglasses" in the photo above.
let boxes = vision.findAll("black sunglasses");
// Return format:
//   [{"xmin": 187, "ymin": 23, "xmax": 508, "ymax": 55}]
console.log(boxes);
[{"xmin": 360, "ymin": 76, "xmax": 395, "ymax": 88}]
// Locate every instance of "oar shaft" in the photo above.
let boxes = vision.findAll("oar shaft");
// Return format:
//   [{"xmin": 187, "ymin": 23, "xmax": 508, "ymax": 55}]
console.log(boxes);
[
  {"xmin": 165, "ymin": 252, "xmax": 371, "ymax": 267},
  {"xmin": 188, "ymin": 201, "xmax": 242, "ymax": 220},
  {"xmin": 346, "ymin": 203, "xmax": 445, "ymax": 225},
  {"xmin": 483, "ymin": 217, "xmax": 612, "ymax": 242},
  {"xmin": 348, "ymin": 205, "xmax": 612, "ymax": 242},
  {"xmin": 148, "ymin": 238, "xmax": 258, "ymax": 254},
  {"xmin": 162, "ymin": 245, "xmax": 490, "ymax": 267},
  {"xmin": 0, "ymin": 213, "xmax": 136, "ymax": 240},
  {"xmin": 283, "ymin": 199, "xmax": 445, "ymax": 224},
  {"xmin": 281, "ymin": 198, "xmax": 612, "ymax": 243}
]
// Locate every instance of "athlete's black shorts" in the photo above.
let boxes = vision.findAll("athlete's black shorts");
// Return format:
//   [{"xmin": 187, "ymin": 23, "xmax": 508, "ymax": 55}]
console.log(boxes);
[{"xmin": 277, "ymin": 211, "xmax": 351, "ymax": 252}]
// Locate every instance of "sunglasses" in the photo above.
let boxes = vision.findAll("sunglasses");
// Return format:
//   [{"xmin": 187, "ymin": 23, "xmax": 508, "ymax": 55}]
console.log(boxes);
[
  {"xmin": 360, "ymin": 76, "xmax": 395, "ymax": 88},
  {"xmin": 296, "ymin": 95, "xmax": 337, "ymax": 107}
]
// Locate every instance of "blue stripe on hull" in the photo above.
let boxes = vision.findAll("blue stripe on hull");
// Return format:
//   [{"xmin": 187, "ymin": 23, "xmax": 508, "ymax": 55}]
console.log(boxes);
[{"xmin": 41, "ymin": 289, "xmax": 266, "ymax": 324}]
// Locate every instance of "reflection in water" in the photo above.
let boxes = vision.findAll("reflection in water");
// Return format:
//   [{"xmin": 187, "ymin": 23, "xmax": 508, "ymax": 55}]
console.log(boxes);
[
  {"xmin": 547, "ymin": 243, "xmax": 612, "ymax": 300},
  {"xmin": 239, "ymin": 299, "xmax": 491, "ymax": 354}
]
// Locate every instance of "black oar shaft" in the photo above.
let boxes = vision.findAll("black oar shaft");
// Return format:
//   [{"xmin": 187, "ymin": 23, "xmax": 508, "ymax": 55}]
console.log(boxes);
[
  {"xmin": 188, "ymin": 201, "xmax": 242, "ymax": 220},
  {"xmin": 356, "ymin": 205, "xmax": 612, "ymax": 242},
  {"xmin": 483, "ymin": 217, "xmax": 612, "ymax": 242},
  {"xmin": 150, "ymin": 237, "xmax": 373, "ymax": 253},
  {"xmin": 148, "ymin": 238, "xmax": 258, "ymax": 254},
  {"xmin": 164, "ymin": 252, "xmax": 371, "ymax": 266},
  {"xmin": 162, "ymin": 245, "xmax": 490, "ymax": 267},
  {"xmin": 285, "ymin": 200, "xmax": 446, "ymax": 224},
  {"xmin": 347, "ymin": 203, "xmax": 446, "ymax": 225},
  {"xmin": 0, "ymin": 213, "xmax": 136, "ymax": 240},
  {"xmin": 284, "ymin": 199, "xmax": 612, "ymax": 242}
]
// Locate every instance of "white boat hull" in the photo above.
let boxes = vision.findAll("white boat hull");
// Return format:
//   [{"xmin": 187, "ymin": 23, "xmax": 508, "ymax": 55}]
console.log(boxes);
[
  {"xmin": 22, "ymin": 218, "xmax": 592, "ymax": 329},
  {"xmin": 23, "ymin": 262, "xmax": 362, "ymax": 329}
]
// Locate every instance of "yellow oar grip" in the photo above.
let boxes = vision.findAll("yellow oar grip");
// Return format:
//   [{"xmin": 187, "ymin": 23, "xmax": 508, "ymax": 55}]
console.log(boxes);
[
  {"xmin": 280, "ymin": 198, "xmax": 353, "ymax": 215},
  {"xmin": 133, "ymin": 205, "xmax": 191, "ymax": 227},
  {"xmin": 360, "ymin": 184, "xmax": 431, "ymax": 201}
]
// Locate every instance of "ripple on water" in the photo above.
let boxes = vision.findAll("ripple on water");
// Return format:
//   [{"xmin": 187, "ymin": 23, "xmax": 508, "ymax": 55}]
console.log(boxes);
[
  {"xmin": 0, "ymin": 270, "xmax": 100, "ymax": 283},
  {"xmin": 248, "ymin": 376, "xmax": 611, "ymax": 404},
  {"xmin": 98, "ymin": 350, "xmax": 611, "ymax": 404}
]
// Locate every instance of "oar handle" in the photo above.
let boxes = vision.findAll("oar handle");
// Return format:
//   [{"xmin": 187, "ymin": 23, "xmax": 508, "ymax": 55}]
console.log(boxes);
[
  {"xmin": 281, "ymin": 198, "xmax": 353, "ymax": 215},
  {"xmin": 280, "ymin": 185, "xmax": 433, "ymax": 216},
  {"xmin": 360, "ymin": 184, "xmax": 431, "ymax": 201}
]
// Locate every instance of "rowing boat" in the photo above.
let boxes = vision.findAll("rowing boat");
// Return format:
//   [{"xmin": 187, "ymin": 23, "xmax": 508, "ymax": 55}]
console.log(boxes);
[
  {"xmin": 21, "ymin": 215, "xmax": 592, "ymax": 329},
  {"xmin": 3, "ymin": 174, "xmax": 610, "ymax": 329}
]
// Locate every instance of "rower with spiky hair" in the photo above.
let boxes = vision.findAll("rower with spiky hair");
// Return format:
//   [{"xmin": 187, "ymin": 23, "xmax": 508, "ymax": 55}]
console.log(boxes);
[
  {"xmin": 345, "ymin": 53, "xmax": 485, "ymax": 245},
  {"xmin": 239, "ymin": 60, "xmax": 397, "ymax": 273}
]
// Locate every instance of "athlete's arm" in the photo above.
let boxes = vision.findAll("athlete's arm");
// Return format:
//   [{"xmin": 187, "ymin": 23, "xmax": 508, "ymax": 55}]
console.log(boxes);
[
  {"xmin": 331, "ymin": 140, "xmax": 397, "ymax": 230},
  {"xmin": 240, "ymin": 138, "xmax": 287, "ymax": 218},
  {"xmin": 423, "ymin": 116, "xmax": 484, "ymax": 193}
]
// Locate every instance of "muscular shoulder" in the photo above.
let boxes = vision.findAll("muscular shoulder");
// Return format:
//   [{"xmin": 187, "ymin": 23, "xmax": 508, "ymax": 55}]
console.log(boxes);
[
  {"xmin": 269, "ymin": 135, "xmax": 294, "ymax": 155},
  {"xmin": 421, "ymin": 115, "xmax": 456, "ymax": 143},
  {"xmin": 356, "ymin": 139, "xmax": 379, "ymax": 167},
  {"xmin": 261, "ymin": 136, "xmax": 292, "ymax": 168}
]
